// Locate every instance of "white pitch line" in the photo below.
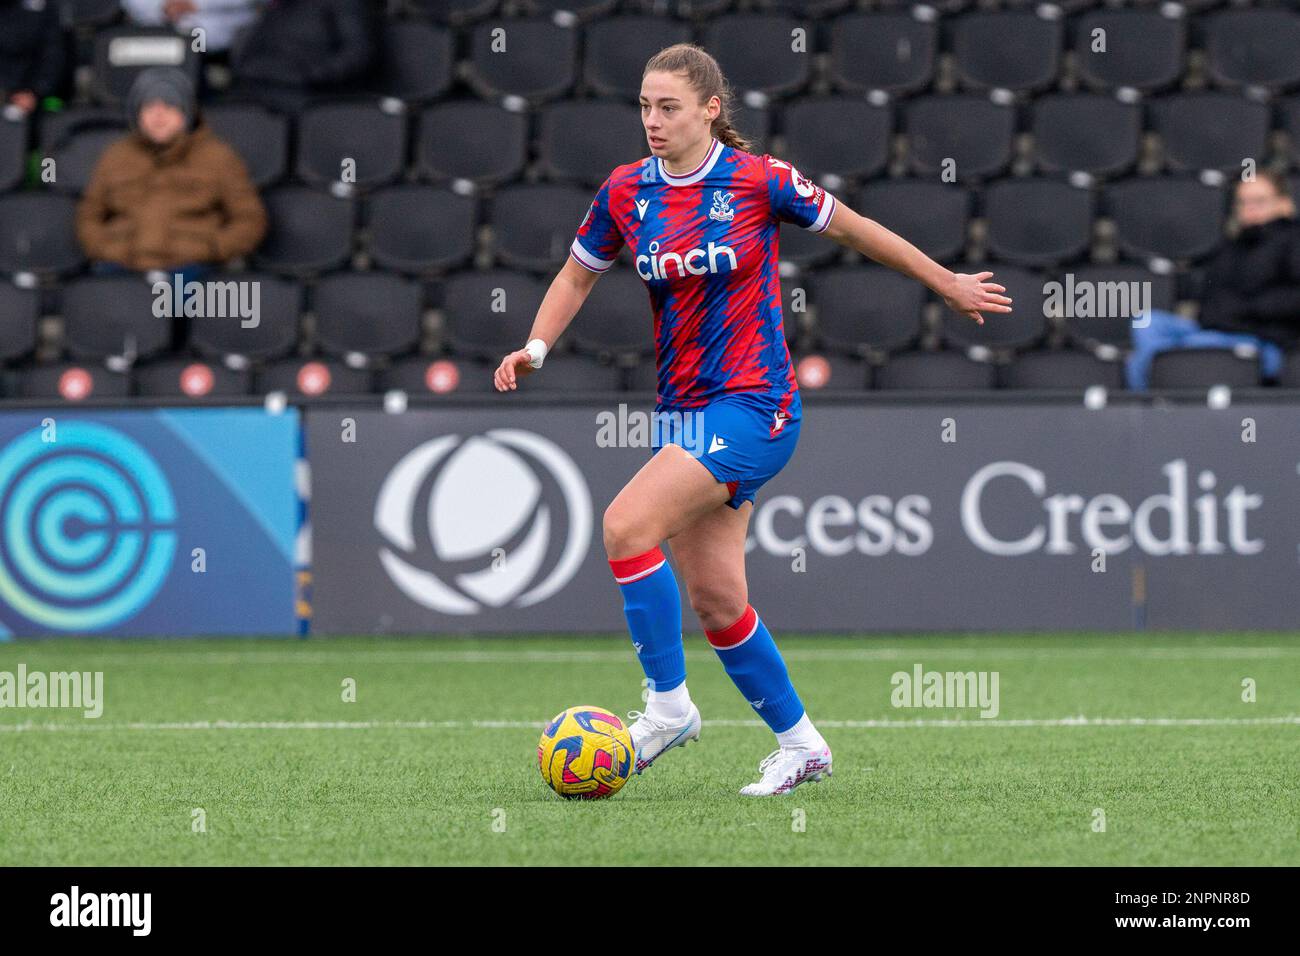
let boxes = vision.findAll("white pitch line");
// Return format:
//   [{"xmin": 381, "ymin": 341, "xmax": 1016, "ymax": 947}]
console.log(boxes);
[
  {"xmin": 0, "ymin": 716, "xmax": 1297, "ymax": 733},
  {"xmin": 2, "ymin": 646, "xmax": 1299, "ymax": 666}
]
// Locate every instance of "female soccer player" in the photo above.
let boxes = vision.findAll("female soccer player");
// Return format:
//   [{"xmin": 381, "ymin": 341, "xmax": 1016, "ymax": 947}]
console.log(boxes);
[{"xmin": 494, "ymin": 44, "xmax": 1011, "ymax": 796}]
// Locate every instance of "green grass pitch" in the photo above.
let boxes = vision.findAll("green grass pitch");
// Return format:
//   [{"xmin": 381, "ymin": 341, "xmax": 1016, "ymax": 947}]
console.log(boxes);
[{"xmin": 1, "ymin": 632, "xmax": 1297, "ymax": 866}]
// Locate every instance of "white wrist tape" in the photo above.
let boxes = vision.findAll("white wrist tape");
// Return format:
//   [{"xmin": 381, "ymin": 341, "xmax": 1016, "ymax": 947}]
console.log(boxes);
[{"xmin": 524, "ymin": 338, "xmax": 548, "ymax": 369}]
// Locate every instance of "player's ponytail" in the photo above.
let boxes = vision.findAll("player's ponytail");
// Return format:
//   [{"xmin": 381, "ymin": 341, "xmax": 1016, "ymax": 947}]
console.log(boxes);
[{"xmin": 643, "ymin": 43, "xmax": 755, "ymax": 154}]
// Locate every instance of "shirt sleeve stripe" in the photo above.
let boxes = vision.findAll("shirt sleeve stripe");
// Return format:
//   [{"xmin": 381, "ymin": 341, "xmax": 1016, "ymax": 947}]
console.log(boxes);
[
  {"xmin": 804, "ymin": 192, "xmax": 837, "ymax": 234},
  {"xmin": 570, "ymin": 237, "xmax": 615, "ymax": 273}
]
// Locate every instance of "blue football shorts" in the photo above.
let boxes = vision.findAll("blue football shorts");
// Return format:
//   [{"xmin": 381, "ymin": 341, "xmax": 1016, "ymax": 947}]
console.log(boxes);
[{"xmin": 650, "ymin": 390, "xmax": 802, "ymax": 510}]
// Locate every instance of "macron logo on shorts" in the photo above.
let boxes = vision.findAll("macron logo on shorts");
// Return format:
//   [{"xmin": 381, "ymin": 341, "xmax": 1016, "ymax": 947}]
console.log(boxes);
[{"xmin": 708, "ymin": 435, "xmax": 728, "ymax": 454}]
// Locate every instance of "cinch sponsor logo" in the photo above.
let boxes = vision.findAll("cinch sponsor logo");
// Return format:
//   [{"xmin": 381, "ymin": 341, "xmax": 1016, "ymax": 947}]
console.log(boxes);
[
  {"xmin": 636, "ymin": 240, "xmax": 738, "ymax": 281},
  {"xmin": 49, "ymin": 886, "xmax": 151, "ymax": 936}
]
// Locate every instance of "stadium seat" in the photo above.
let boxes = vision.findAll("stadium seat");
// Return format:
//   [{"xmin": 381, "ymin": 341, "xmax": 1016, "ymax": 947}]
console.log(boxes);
[
  {"xmin": 366, "ymin": 185, "xmax": 476, "ymax": 274},
  {"xmin": 625, "ymin": 358, "xmax": 656, "ymax": 393},
  {"xmin": 416, "ymin": 100, "xmax": 528, "ymax": 187},
  {"xmin": 583, "ymin": 16, "xmax": 694, "ymax": 101},
  {"xmin": 17, "ymin": 363, "xmax": 130, "ymax": 400},
  {"xmin": 1279, "ymin": 350, "xmax": 1300, "ymax": 388},
  {"xmin": 253, "ymin": 186, "xmax": 355, "ymax": 275},
  {"xmin": 1061, "ymin": 264, "xmax": 1178, "ymax": 350},
  {"xmin": 61, "ymin": 275, "xmax": 170, "ymax": 360},
  {"xmin": 203, "ymin": 104, "xmax": 290, "ymax": 189},
  {"xmin": 875, "ymin": 350, "xmax": 997, "ymax": 390},
  {"xmin": 312, "ymin": 271, "xmax": 423, "ymax": 360},
  {"xmin": 48, "ymin": 125, "xmax": 123, "ymax": 195},
  {"xmin": 489, "ymin": 183, "xmax": 596, "ymax": 273},
  {"xmin": 701, "ymin": 14, "xmax": 813, "ymax": 98},
  {"xmin": 776, "ymin": 218, "xmax": 845, "ymax": 270},
  {"xmin": 1074, "ymin": 8, "xmax": 1185, "ymax": 93},
  {"xmin": 1106, "ymin": 176, "xmax": 1226, "ymax": 262},
  {"xmin": 537, "ymin": 101, "xmax": 646, "ymax": 187},
  {"xmin": 573, "ymin": 267, "xmax": 654, "ymax": 359},
  {"xmin": 464, "ymin": 18, "xmax": 577, "ymax": 103},
  {"xmin": 190, "ymin": 273, "xmax": 301, "ymax": 362},
  {"xmin": 373, "ymin": 19, "xmax": 454, "ymax": 102},
  {"xmin": 939, "ymin": 264, "xmax": 1047, "ymax": 351},
  {"xmin": 1149, "ymin": 348, "xmax": 1261, "ymax": 389},
  {"xmin": 517, "ymin": 353, "xmax": 624, "ymax": 392},
  {"xmin": 904, "ymin": 95, "xmax": 1015, "ymax": 181},
  {"xmin": 64, "ymin": 0, "xmax": 123, "ymax": 28},
  {"xmin": 91, "ymin": 27, "xmax": 201, "ymax": 104},
  {"xmin": 792, "ymin": 352, "xmax": 870, "ymax": 391},
  {"xmin": 442, "ymin": 269, "xmax": 547, "ymax": 359},
  {"xmin": 134, "ymin": 359, "xmax": 252, "ymax": 398},
  {"xmin": 0, "ymin": 113, "xmax": 27, "ymax": 194},
  {"xmin": 1281, "ymin": 96, "xmax": 1300, "ymax": 169},
  {"xmin": 982, "ymin": 177, "xmax": 1094, "ymax": 267},
  {"xmin": 999, "ymin": 350, "xmax": 1125, "ymax": 390},
  {"xmin": 0, "ymin": 193, "xmax": 84, "ymax": 275},
  {"xmin": 37, "ymin": 107, "xmax": 124, "ymax": 152},
  {"xmin": 1031, "ymin": 94, "xmax": 1141, "ymax": 178},
  {"xmin": 1149, "ymin": 94, "xmax": 1270, "ymax": 174},
  {"xmin": 827, "ymin": 11, "xmax": 937, "ymax": 97},
  {"xmin": 810, "ymin": 265, "xmax": 926, "ymax": 355},
  {"xmin": 256, "ymin": 359, "xmax": 373, "ymax": 399},
  {"xmin": 732, "ymin": 103, "xmax": 771, "ymax": 154},
  {"xmin": 1204, "ymin": 9, "xmax": 1300, "ymax": 91},
  {"xmin": 856, "ymin": 179, "xmax": 971, "ymax": 262},
  {"xmin": 779, "ymin": 97, "xmax": 891, "ymax": 184},
  {"xmin": 950, "ymin": 10, "xmax": 1063, "ymax": 94},
  {"xmin": 378, "ymin": 356, "xmax": 498, "ymax": 395},
  {"xmin": 407, "ymin": 0, "xmax": 499, "ymax": 25},
  {"xmin": 296, "ymin": 100, "xmax": 407, "ymax": 191},
  {"xmin": 0, "ymin": 282, "xmax": 39, "ymax": 362}
]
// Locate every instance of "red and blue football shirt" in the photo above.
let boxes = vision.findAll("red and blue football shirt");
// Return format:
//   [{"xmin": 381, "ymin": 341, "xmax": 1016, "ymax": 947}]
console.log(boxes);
[{"xmin": 570, "ymin": 137, "xmax": 838, "ymax": 411}]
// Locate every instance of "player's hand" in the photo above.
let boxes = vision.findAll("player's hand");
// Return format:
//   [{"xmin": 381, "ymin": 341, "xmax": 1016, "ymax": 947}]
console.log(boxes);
[
  {"xmin": 493, "ymin": 349, "xmax": 537, "ymax": 391},
  {"xmin": 941, "ymin": 271, "xmax": 1013, "ymax": 326}
]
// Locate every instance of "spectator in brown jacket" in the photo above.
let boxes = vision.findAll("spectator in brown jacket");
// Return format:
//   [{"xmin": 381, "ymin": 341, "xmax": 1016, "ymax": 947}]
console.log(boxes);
[{"xmin": 76, "ymin": 67, "xmax": 267, "ymax": 274}]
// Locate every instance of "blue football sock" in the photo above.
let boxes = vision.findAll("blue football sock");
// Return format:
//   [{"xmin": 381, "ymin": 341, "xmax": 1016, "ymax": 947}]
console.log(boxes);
[
  {"xmin": 609, "ymin": 546, "xmax": 685, "ymax": 693},
  {"xmin": 706, "ymin": 604, "xmax": 803, "ymax": 733}
]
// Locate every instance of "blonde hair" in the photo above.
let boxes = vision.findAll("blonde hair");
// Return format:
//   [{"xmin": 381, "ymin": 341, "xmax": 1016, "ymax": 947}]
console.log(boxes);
[{"xmin": 643, "ymin": 43, "xmax": 754, "ymax": 153}]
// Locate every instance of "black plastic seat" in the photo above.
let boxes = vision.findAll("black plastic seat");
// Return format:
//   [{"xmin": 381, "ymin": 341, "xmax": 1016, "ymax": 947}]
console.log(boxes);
[
  {"xmin": 1106, "ymin": 176, "xmax": 1226, "ymax": 262},
  {"xmin": 857, "ymin": 179, "xmax": 970, "ymax": 262},
  {"xmin": 0, "ymin": 113, "xmax": 27, "ymax": 193},
  {"xmin": 190, "ymin": 273, "xmax": 301, "ymax": 362},
  {"xmin": 573, "ymin": 267, "xmax": 653, "ymax": 358},
  {"xmin": 904, "ymin": 95, "xmax": 1015, "ymax": 181},
  {"xmin": 442, "ymin": 269, "xmax": 547, "ymax": 358},
  {"xmin": 584, "ymin": 16, "xmax": 694, "ymax": 101},
  {"xmin": 256, "ymin": 359, "xmax": 373, "ymax": 399},
  {"xmin": 407, "ymin": 0, "xmax": 499, "ymax": 25},
  {"xmin": 296, "ymin": 100, "xmax": 407, "ymax": 191},
  {"xmin": 0, "ymin": 282, "xmax": 38, "ymax": 361},
  {"xmin": 828, "ymin": 11, "xmax": 937, "ymax": 97},
  {"xmin": 1279, "ymin": 350, "xmax": 1300, "ymax": 388},
  {"xmin": 372, "ymin": 19, "xmax": 454, "ymax": 102},
  {"xmin": 203, "ymin": 104, "xmax": 289, "ymax": 189},
  {"xmin": 489, "ymin": 183, "xmax": 596, "ymax": 272},
  {"xmin": 537, "ymin": 101, "xmax": 645, "ymax": 187},
  {"xmin": 253, "ymin": 186, "xmax": 355, "ymax": 275},
  {"xmin": 313, "ymin": 271, "xmax": 423, "ymax": 360},
  {"xmin": 1000, "ymin": 349, "xmax": 1125, "ymax": 389},
  {"xmin": 701, "ymin": 14, "xmax": 813, "ymax": 98},
  {"xmin": 875, "ymin": 350, "xmax": 997, "ymax": 389},
  {"xmin": 1061, "ymin": 263, "xmax": 1178, "ymax": 349},
  {"xmin": 18, "ymin": 363, "xmax": 130, "ymax": 400},
  {"xmin": 1149, "ymin": 349, "xmax": 1261, "ymax": 388},
  {"xmin": 951, "ymin": 10, "xmax": 1063, "ymax": 94},
  {"xmin": 1074, "ymin": 8, "xmax": 1185, "ymax": 93},
  {"xmin": 92, "ymin": 27, "xmax": 201, "ymax": 104},
  {"xmin": 811, "ymin": 265, "xmax": 926, "ymax": 354},
  {"xmin": 982, "ymin": 177, "xmax": 1094, "ymax": 267},
  {"xmin": 65, "ymin": 0, "xmax": 122, "ymax": 28},
  {"xmin": 1031, "ymin": 94, "xmax": 1140, "ymax": 178},
  {"xmin": 134, "ymin": 359, "xmax": 252, "ymax": 397},
  {"xmin": 367, "ymin": 185, "xmax": 476, "ymax": 275},
  {"xmin": 0, "ymin": 194, "xmax": 83, "ymax": 275},
  {"xmin": 464, "ymin": 18, "xmax": 577, "ymax": 103},
  {"xmin": 379, "ymin": 356, "xmax": 498, "ymax": 395},
  {"xmin": 517, "ymin": 353, "xmax": 624, "ymax": 392},
  {"xmin": 48, "ymin": 125, "xmax": 123, "ymax": 195},
  {"xmin": 416, "ymin": 100, "xmax": 528, "ymax": 187},
  {"xmin": 1204, "ymin": 9, "xmax": 1300, "ymax": 91},
  {"xmin": 790, "ymin": 353, "xmax": 869, "ymax": 391},
  {"xmin": 780, "ymin": 97, "xmax": 891, "ymax": 184},
  {"xmin": 940, "ymin": 264, "xmax": 1047, "ymax": 351},
  {"xmin": 62, "ymin": 275, "xmax": 169, "ymax": 360},
  {"xmin": 1282, "ymin": 96, "xmax": 1300, "ymax": 169},
  {"xmin": 1149, "ymin": 93, "xmax": 1270, "ymax": 174}
]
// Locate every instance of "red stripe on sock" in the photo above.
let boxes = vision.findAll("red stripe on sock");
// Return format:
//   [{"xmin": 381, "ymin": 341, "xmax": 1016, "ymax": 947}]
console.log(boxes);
[
  {"xmin": 609, "ymin": 546, "xmax": 666, "ymax": 584},
  {"xmin": 705, "ymin": 604, "xmax": 758, "ymax": 649}
]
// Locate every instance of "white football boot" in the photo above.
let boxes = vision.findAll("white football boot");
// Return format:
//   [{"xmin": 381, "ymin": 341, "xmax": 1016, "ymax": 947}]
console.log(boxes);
[
  {"xmin": 739, "ymin": 745, "xmax": 833, "ymax": 796},
  {"xmin": 627, "ymin": 703, "xmax": 702, "ymax": 775}
]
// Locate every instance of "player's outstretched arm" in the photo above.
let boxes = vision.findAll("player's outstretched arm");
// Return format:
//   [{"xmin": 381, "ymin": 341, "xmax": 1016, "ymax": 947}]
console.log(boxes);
[
  {"xmin": 494, "ymin": 256, "xmax": 602, "ymax": 391},
  {"xmin": 821, "ymin": 203, "xmax": 1013, "ymax": 326}
]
